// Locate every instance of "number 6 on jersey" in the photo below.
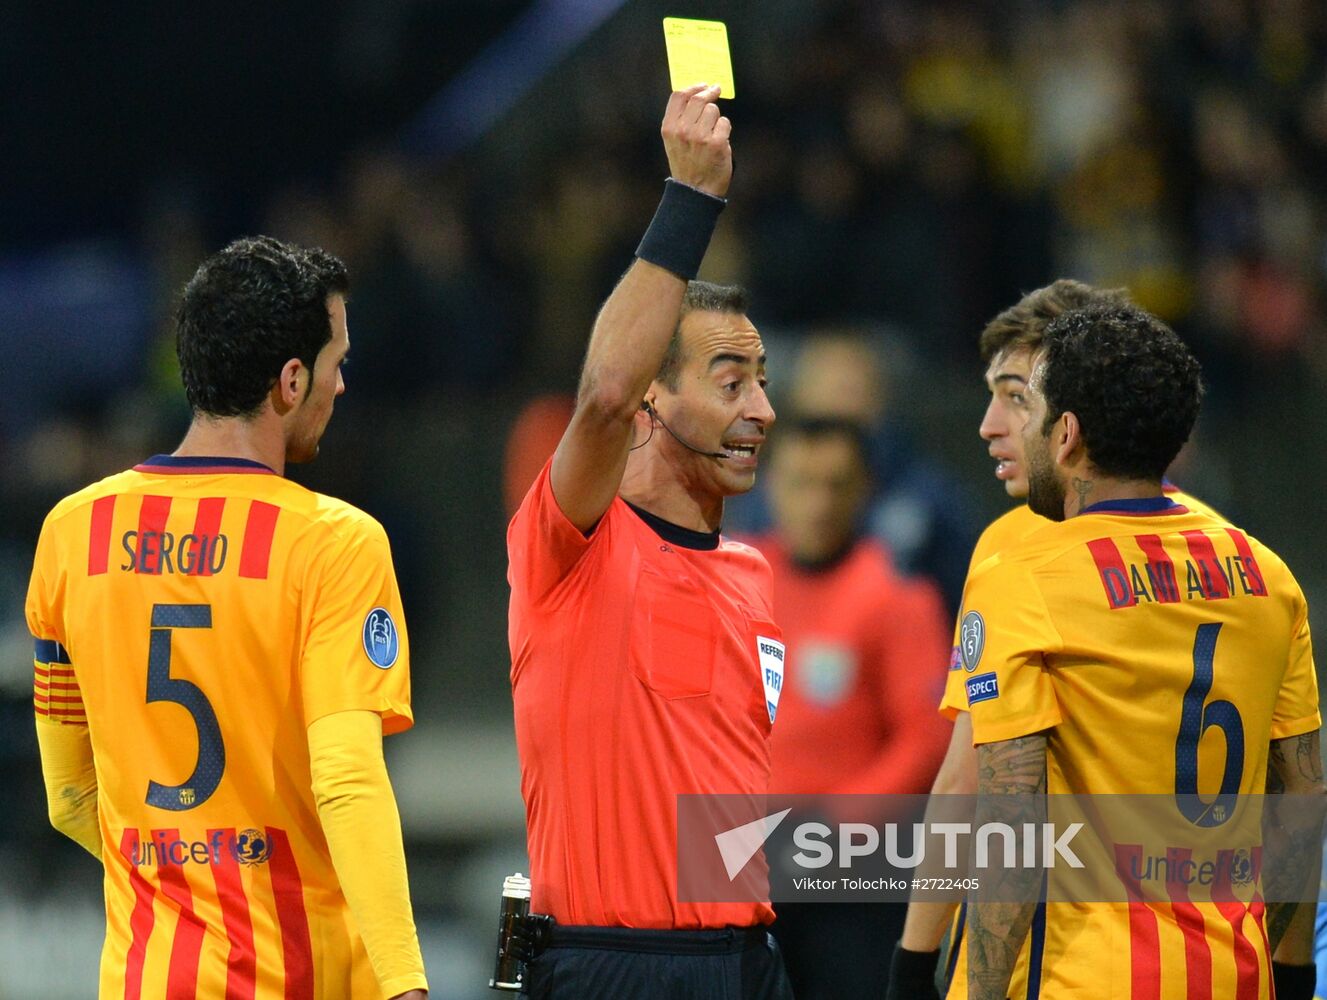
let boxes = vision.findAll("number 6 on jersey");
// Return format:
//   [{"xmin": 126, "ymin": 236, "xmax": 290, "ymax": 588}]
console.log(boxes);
[{"xmin": 1174, "ymin": 622, "xmax": 1244, "ymax": 827}]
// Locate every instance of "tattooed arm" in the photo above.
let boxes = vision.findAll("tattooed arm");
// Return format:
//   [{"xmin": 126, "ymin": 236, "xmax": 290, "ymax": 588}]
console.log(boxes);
[
  {"xmin": 966, "ymin": 732, "xmax": 1048, "ymax": 1000},
  {"xmin": 1263, "ymin": 730, "xmax": 1325, "ymax": 952}
]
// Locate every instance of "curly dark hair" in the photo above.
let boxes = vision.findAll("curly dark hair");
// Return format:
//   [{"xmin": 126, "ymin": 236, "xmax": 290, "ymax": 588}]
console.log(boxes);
[
  {"xmin": 176, "ymin": 235, "xmax": 349, "ymax": 418},
  {"xmin": 1039, "ymin": 303, "xmax": 1204, "ymax": 481}
]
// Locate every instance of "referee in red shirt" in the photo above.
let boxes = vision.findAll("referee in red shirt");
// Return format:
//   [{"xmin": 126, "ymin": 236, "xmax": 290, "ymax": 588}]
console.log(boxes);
[{"xmin": 506, "ymin": 86, "xmax": 792, "ymax": 998}]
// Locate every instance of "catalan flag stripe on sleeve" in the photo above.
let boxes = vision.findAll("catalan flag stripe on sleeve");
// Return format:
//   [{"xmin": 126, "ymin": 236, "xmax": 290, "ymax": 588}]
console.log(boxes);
[{"xmin": 34, "ymin": 638, "xmax": 85, "ymax": 724}]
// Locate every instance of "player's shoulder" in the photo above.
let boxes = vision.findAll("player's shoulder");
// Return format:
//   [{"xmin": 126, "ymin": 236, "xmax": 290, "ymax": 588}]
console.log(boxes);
[
  {"xmin": 969, "ymin": 504, "xmax": 1046, "ymax": 569},
  {"xmin": 967, "ymin": 541, "xmax": 1044, "ymax": 595},
  {"xmin": 40, "ymin": 469, "xmax": 143, "ymax": 531},
  {"xmin": 982, "ymin": 511, "xmax": 1114, "ymax": 587},
  {"xmin": 985, "ymin": 503, "xmax": 1045, "ymax": 538},
  {"xmin": 961, "ymin": 534, "xmax": 1061, "ymax": 646},
  {"xmin": 296, "ymin": 489, "xmax": 390, "ymax": 547},
  {"xmin": 964, "ymin": 515, "xmax": 1093, "ymax": 612}
]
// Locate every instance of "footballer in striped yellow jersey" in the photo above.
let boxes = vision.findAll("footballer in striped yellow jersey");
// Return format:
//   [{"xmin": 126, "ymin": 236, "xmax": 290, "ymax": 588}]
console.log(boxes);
[
  {"xmin": 960, "ymin": 301, "xmax": 1320, "ymax": 999},
  {"xmin": 28, "ymin": 237, "xmax": 428, "ymax": 1000}
]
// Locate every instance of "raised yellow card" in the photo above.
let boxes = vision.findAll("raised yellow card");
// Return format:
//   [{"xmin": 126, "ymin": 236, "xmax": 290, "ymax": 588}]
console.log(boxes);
[{"xmin": 663, "ymin": 17, "xmax": 735, "ymax": 98}]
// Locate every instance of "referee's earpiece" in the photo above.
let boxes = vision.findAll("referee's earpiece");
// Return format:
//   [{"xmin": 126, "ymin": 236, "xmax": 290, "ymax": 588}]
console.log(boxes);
[
  {"xmin": 638, "ymin": 398, "xmax": 730, "ymax": 461},
  {"xmin": 630, "ymin": 400, "xmax": 656, "ymax": 452}
]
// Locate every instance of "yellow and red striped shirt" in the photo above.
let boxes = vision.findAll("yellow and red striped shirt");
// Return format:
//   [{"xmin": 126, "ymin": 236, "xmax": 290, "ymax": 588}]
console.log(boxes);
[
  {"xmin": 960, "ymin": 496, "xmax": 1319, "ymax": 998},
  {"xmin": 27, "ymin": 454, "xmax": 414, "ymax": 999}
]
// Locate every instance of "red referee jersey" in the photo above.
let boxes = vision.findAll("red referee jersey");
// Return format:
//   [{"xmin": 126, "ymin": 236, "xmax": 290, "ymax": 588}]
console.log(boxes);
[{"xmin": 508, "ymin": 461, "xmax": 783, "ymax": 929}]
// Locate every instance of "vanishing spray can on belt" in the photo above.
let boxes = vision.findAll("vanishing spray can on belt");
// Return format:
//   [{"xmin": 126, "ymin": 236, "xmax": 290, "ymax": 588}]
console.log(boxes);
[{"xmin": 489, "ymin": 872, "xmax": 532, "ymax": 991}]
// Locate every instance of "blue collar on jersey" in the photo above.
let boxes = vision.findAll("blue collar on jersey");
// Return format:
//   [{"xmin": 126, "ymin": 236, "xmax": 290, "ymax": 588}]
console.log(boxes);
[
  {"xmin": 136, "ymin": 454, "xmax": 277, "ymax": 474},
  {"xmin": 1079, "ymin": 496, "xmax": 1183, "ymax": 515}
]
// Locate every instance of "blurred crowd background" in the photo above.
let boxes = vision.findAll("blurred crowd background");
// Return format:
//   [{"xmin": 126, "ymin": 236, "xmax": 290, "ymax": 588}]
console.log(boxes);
[{"xmin": 3, "ymin": 0, "xmax": 1326, "ymax": 995}]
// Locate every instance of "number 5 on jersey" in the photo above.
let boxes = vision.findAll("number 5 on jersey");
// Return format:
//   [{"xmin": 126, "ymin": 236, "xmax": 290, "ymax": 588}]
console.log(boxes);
[{"xmin": 145, "ymin": 603, "xmax": 225, "ymax": 811}]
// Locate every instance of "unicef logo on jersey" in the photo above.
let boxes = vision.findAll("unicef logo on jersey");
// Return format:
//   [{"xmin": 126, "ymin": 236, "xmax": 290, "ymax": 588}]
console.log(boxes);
[
  {"xmin": 230, "ymin": 829, "xmax": 272, "ymax": 867},
  {"xmin": 959, "ymin": 611, "xmax": 985, "ymax": 672},
  {"xmin": 363, "ymin": 607, "xmax": 399, "ymax": 669},
  {"xmin": 1229, "ymin": 848, "xmax": 1254, "ymax": 886}
]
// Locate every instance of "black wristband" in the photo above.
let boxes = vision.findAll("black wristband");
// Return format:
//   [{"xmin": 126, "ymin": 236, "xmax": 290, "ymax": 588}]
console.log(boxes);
[
  {"xmin": 1272, "ymin": 961, "xmax": 1316, "ymax": 1000},
  {"xmin": 886, "ymin": 943, "xmax": 940, "ymax": 1000},
  {"xmin": 635, "ymin": 178, "xmax": 726, "ymax": 281}
]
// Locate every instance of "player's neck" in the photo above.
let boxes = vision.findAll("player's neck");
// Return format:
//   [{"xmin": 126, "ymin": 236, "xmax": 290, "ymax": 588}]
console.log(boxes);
[
  {"xmin": 1063, "ymin": 473, "xmax": 1164, "ymax": 518},
  {"xmin": 174, "ymin": 413, "xmax": 287, "ymax": 477},
  {"xmin": 620, "ymin": 453, "xmax": 724, "ymax": 533}
]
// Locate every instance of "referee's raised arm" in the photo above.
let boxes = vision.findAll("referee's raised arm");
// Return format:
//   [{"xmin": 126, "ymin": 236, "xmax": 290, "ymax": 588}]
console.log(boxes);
[
  {"xmin": 509, "ymin": 82, "xmax": 789, "ymax": 1000},
  {"xmin": 550, "ymin": 83, "xmax": 732, "ymax": 531}
]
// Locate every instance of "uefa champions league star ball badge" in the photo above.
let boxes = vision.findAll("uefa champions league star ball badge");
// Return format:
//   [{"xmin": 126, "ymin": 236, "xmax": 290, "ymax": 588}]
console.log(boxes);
[
  {"xmin": 362, "ymin": 607, "xmax": 400, "ymax": 668},
  {"xmin": 960, "ymin": 610, "xmax": 985, "ymax": 672}
]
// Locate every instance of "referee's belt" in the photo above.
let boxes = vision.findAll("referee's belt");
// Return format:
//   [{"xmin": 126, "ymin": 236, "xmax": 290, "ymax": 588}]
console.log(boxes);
[{"xmin": 526, "ymin": 918, "xmax": 770, "ymax": 957}]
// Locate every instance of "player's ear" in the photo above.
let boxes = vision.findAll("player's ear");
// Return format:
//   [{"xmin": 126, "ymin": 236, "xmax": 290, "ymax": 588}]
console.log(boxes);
[
  {"xmin": 273, "ymin": 358, "xmax": 306, "ymax": 413},
  {"xmin": 1055, "ymin": 410, "xmax": 1084, "ymax": 466}
]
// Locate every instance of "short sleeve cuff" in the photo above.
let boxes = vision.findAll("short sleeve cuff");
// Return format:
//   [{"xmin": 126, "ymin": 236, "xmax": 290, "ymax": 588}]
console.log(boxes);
[
  {"xmin": 378, "ymin": 972, "xmax": 428, "ymax": 997},
  {"xmin": 1269, "ymin": 712, "xmax": 1322, "ymax": 741},
  {"xmin": 307, "ymin": 699, "xmax": 413, "ymax": 736},
  {"xmin": 539, "ymin": 460, "xmax": 604, "ymax": 546},
  {"xmin": 381, "ymin": 701, "xmax": 414, "ymax": 736},
  {"xmin": 938, "ymin": 681, "xmax": 967, "ymax": 720},
  {"xmin": 970, "ymin": 709, "xmax": 1061, "ymax": 747}
]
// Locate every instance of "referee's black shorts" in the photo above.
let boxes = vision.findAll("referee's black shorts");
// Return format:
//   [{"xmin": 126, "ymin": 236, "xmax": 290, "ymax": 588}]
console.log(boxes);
[{"xmin": 521, "ymin": 924, "xmax": 794, "ymax": 999}]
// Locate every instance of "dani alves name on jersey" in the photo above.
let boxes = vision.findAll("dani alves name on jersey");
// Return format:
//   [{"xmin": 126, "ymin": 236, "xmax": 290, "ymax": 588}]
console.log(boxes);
[{"xmin": 1086, "ymin": 530, "xmax": 1268, "ymax": 610}]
